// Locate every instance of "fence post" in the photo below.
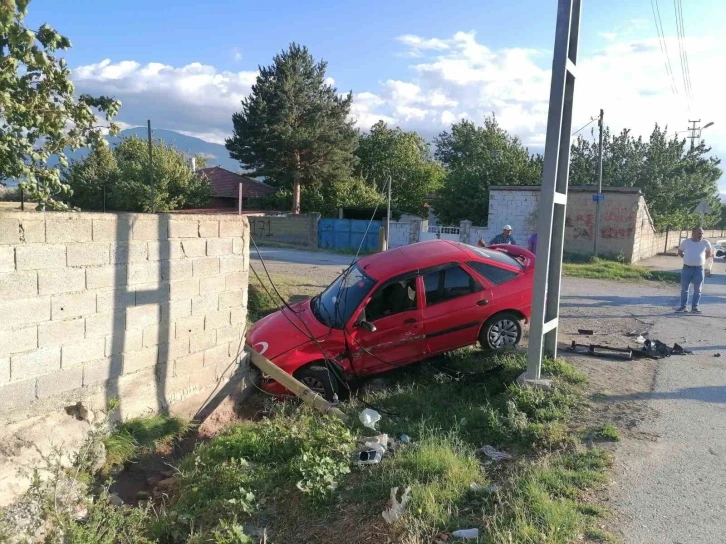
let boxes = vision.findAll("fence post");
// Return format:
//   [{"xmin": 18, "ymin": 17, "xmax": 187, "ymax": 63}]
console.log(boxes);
[
  {"xmin": 459, "ymin": 220, "xmax": 472, "ymax": 244},
  {"xmin": 308, "ymin": 212, "xmax": 321, "ymax": 248},
  {"xmin": 410, "ymin": 219, "xmax": 422, "ymax": 244}
]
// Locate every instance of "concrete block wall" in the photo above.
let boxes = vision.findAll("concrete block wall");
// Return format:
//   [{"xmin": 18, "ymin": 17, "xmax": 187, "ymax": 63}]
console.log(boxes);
[
  {"xmin": 0, "ymin": 212, "xmax": 250, "ymax": 424},
  {"xmin": 471, "ymin": 188, "xmax": 540, "ymax": 247},
  {"xmin": 388, "ymin": 222, "xmax": 413, "ymax": 249},
  {"xmin": 249, "ymin": 213, "xmax": 320, "ymax": 247}
]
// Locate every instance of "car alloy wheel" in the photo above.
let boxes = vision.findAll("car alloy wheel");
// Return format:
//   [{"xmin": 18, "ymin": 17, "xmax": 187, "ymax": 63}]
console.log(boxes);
[
  {"xmin": 488, "ymin": 318, "xmax": 519, "ymax": 348},
  {"xmin": 300, "ymin": 375, "xmax": 326, "ymax": 394}
]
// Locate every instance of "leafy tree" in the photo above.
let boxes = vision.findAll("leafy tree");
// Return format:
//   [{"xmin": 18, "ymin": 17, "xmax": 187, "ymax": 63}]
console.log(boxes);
[
  {"xmin": 226, "ymin": 43, "xmax": 357, "ymax": 214},
  {"xmin": 0, "ymin": 0, "xmax": 120, "ymax": 209},
  {"xmin": 354, "ymin": 121, "xmax": 444, "ymax": 216},
  {"xmin": 64, "ymin": 136, "xmax": 211, "ymax": 212},
  {"xmin": 569, "ymin": 125, "xmax": 722, "ymax": 228},
  {"xmin": 433, "ymin": 117, "xmax": 542, "ymax": 225}
]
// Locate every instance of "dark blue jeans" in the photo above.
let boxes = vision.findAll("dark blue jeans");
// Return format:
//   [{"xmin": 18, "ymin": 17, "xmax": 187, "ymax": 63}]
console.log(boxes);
[{"xmin": 680, "ymin": 265, "xmax": 704, "ymax": 309}]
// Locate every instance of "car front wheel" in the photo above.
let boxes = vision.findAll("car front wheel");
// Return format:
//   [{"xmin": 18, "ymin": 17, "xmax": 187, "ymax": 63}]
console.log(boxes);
[
  {"xmin": 480, "ymin": 312, "xmax": 522, "ymax": 350},
  {"xmin": 294, "ymin": 364, "xmax": 340, "ymax": 402}
]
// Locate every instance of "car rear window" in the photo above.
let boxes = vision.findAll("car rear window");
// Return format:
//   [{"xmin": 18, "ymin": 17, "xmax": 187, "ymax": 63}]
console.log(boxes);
[
  {"xmin": 467, "ymin": 246, "xmax": 523, "ymax": 270},
  {"xmin": 467, "ymin": 261, "xmax": 519, "ymax": 285}
]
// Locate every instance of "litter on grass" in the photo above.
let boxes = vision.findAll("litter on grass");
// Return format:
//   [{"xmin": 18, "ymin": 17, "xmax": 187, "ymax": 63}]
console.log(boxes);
[
  {"xmin": 481, "ymin": 445, "xmax": 513, "ymax": 462},
  {"xmin": 452, "ymin": 528, "xmax": 480, "ymax": 540},
  {"xmin": 355, "ymin": 434, "xmax": 388, "ymax": 465},
  {"xmin": 359, "ymin": 408, "xmax": 381, "ymax": 430},
  {"xmin": 469, "ymin": 483, "xmax": 499, "ymax": 493},
  {"xmin": 382, "ymin": 486, "xmax": 411, "ymax": 524}
]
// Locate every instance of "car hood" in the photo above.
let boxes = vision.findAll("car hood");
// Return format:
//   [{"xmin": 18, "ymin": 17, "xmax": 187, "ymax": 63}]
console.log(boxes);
[{"xmin": 246, "ymin": 299, "xmax": 328, "ymax": 360}]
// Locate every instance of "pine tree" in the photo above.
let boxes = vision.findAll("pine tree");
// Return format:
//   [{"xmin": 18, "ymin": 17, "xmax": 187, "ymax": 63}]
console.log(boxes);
[{"xmin": 225, "ymin": 43, "xmax": 357, "ymax": 214}]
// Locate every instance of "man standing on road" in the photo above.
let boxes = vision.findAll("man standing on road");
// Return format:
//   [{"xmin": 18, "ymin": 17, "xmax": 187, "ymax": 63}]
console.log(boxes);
[
  {"xmin": 489, "ymin": 225, "xmax": 516, "ymax": 245},
  {"xmin": 677, "ymin": 227, "xmax": 712, "ymax": 314}
]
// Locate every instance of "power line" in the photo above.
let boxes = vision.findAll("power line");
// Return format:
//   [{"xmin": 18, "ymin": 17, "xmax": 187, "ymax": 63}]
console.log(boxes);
[
  {"xmin": 572, "ymin": 117, "xmax": 596, "ymax": 137},
  {"xmin": 651, "ymin": 0, "xmax": 679, "ymax": 97},
  {"xmin": 674, "ymin": 0, "xmax": 694, "ymax": 102}
]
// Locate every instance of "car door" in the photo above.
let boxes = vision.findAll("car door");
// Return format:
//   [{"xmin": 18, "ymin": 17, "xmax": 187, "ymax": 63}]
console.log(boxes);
[
  {"xmin": 347, "ymin": 275, "xmax": 426, "ymax": 375},
  {"xmin": 420, "ymin": 264, "xmax": 487, "ymax": 355},
  {"xmin": 466, "ymin": 260, "xmax": 522, "ymax": 315}
]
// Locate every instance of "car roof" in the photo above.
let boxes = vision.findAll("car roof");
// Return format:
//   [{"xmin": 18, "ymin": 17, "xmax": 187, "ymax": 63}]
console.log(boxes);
[{"xmin": 356, "ymin": 240, "xmax": 475, "ymax": 280}]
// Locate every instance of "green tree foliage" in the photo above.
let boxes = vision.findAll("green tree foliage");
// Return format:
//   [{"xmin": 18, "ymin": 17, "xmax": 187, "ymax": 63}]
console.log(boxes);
[
  {"xmin": 354, "ymin": 121, "xmax": 445, "ymax": 216},
  {"xmin": 226, "ymin": 43, "xmax": 357, "ymax": 214},
  {"xmin": 0, "ymin": 0, "xmax": 120, "ymax": 209},
  {"xmin": 569, "ymin": 125, "xmax": 722, "ymax": 228},
  {"xmin": 433, "ymin": 117, "xmax": 542, "ymax": 225},
  {"xmin": 64, "ymin": 136, "xmax": 211, "ymax": 212},
  {"xmin": 250, "ymin": 177, "xmax": 385, "ymax": 217}
]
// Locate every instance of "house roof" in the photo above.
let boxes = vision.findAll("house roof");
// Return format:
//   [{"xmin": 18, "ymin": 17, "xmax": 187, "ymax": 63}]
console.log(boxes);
[{"xmin": 196, "ymin": 167, "xmax": 275, "ymax": 199}]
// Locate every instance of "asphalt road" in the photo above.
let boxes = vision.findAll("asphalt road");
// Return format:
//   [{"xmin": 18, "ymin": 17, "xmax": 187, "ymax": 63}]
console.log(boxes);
[{"xmin": 250, "ymin": 246, "xmax": 726, "ymax": 543}]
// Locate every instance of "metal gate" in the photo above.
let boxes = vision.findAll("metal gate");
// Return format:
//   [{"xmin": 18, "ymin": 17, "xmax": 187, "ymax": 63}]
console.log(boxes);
[
  {"xmin": 420, "ymin": 225, "xmax": 460, "ymax": 242},
  {"xmin": 318, "ymin": 219, "xmax": 381, "ymax": 253}
]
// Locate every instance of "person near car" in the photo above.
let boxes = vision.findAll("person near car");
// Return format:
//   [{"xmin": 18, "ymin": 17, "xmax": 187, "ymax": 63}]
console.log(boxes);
[
  {"xmin": 489, "ymin": 225, "xmax": 516, "ymax": 245},
  {"xmin": 527, "ymin": 232, "xmax": 538, "ymax": 254},
  {"xmin": 677, "ymin": 227, "xmax": 712, "ymax": 314}
]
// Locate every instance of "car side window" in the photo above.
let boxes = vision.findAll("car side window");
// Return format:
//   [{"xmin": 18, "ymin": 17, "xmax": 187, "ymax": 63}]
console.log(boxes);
[
  {"xmin": 423, "ymin": 265, "xmax": 482, "ymax": 306},
  {"xmin": 467, "ymin": 261, "xmax": 519, "ymax": 285},
  {"xmin": 363, "ymin": 278, "xmax": 418, "ymax": 322}
]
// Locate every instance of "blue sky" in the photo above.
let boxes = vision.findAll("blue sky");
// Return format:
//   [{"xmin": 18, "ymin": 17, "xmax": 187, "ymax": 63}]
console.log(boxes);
[{"xmin": 26, "ymin": 0, "xmax": 726, "ymax": 193}]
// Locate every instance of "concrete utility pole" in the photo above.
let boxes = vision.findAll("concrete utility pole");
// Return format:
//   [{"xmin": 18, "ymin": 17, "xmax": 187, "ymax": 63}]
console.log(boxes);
[
  {"xmin": 594, "ymin": 109, "xmax": 604, "ymax": 257},
  {"xmin": 386, "ymin": 174, "xmax": 392, "ymax": 251},
  {"xmin": 524, "ymin": 0, "xmax": 582, "ymax": 383},
  {"xmin": 147, "ymin": 120, "xmax": 155, "ymax": 213},
  {"xmin": 688, "ymin": 119, "xmax": 700, "ymax": 149}
]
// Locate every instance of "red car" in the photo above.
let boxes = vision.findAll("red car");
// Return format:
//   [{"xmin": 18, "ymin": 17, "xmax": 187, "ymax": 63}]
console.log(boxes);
[{"xmin": 247, "ymin": 240, "xmax": 535, "ymax": 399}]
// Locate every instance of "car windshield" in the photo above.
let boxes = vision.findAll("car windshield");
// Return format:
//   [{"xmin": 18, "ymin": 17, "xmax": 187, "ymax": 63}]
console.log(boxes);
[
  {"xmin": 311, "ymin": 264, "xmax": 376, "ymax": 329},
  {"xmin": 467, "ymin": 246, "xmax": 524, "ymax": 270}
]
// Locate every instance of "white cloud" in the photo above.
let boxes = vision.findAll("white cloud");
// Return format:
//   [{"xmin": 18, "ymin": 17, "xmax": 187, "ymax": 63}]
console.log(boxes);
[
  {"xmin": 232, "ymin": 48, "xmax": 243, "ymax": 62},
  {"xmin": 397, "ymin": 35, "xmax": 450, "ymax": 57},
  {"xmin": 599, "ymin": 32, "xmax": 618, "ymax": 41},
  {"xmin": 325, "ymin": 76, "xmax": 335, "ymax": 86}
]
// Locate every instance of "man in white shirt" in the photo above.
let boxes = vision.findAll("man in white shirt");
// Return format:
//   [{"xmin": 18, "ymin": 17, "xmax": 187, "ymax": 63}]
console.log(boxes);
[{"xmin": 677, "ymin": 227, "xmax": 712, "ymax": 314}]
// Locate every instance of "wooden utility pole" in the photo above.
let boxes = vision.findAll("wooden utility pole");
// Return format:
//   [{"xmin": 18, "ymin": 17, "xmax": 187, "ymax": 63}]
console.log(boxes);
[
  {"xmin": 147, "ymin": 120, "xmax": 155, "ymax": 213},
  {"xmin": 594, "ymin": 109, "xmax": 604, "ymax": 257}
]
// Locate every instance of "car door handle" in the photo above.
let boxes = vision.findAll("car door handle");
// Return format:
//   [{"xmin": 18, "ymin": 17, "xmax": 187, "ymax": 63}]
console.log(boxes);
[
  {"xmin": 404, "ymin": 318, "xmax": 417, "ymax": 324},
  {"xmin": 477, "ymin": 299, "xmax": 489, "ymax": 306}
]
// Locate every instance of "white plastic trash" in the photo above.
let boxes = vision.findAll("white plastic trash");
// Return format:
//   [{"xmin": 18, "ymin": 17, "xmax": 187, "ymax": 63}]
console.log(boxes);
[
  {"xmin": 359, "ymin": 408, "xmax": 381, "ymax": 430},
  {"xmin": 635, "ymin": 335, "xmax": 646, "ymax": 344},
  {"xmin": 452, "ymin": 528, "xmax": 480, "ymax": 540},
  {"xmin": 382, "ymin": 486, "xmax": 411, "ymax": 524}
]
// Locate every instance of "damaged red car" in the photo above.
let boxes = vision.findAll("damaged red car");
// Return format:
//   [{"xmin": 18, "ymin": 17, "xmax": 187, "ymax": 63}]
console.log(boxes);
[{"xmin": 246, "ymin": 240, "xmax": 535, "ymax": 400}]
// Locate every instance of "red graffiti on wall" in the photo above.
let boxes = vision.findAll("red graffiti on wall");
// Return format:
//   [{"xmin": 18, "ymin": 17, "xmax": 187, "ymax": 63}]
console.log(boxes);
[
  {"xmin": 601, "ymin": 227, "xmax": 633, "ymax": 239},
  {"xmin": 601, "ymin": 207, "xmax": 635, "ymax": 223}
]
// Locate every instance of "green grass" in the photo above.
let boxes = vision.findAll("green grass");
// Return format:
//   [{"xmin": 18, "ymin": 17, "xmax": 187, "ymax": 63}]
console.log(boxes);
[
  {"xmin": 103, "ymin": 414, "xmax": 193, "ymax": 472},
  {"xmin": 594, "ymin": 423, "xmax": 621, "ymax": 442},
  {"xmin": 563, "ymin": 255, "xmax": 679, "ymax": 283},
  {"xmin": 247, "ymin": 272, "xmax": 326, "ymax": 322}
]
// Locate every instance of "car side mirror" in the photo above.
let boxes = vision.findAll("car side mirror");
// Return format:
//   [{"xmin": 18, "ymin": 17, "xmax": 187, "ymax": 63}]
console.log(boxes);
[
  {"xmin": 357, "ymin": 320, "xmax": 377, "ymax": 333},
  {"xmin": 717, "ymin": 250, "xmax": 724, "ymax": 257}
]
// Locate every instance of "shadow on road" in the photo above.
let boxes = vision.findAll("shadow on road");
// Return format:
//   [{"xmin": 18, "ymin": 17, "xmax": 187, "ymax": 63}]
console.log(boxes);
[{"xmin": 604, "ymin": 386, "xmax": 726, "ymax": 405}]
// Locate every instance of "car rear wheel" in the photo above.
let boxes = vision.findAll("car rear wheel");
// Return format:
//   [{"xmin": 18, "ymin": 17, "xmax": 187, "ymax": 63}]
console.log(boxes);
[
  {"xmin": 480, "ymin": 312, "xmax": 522, "ymax": 350},
  {"xmin": 294, "ymin": 364, "xmax": 340, "ymax": 402}
]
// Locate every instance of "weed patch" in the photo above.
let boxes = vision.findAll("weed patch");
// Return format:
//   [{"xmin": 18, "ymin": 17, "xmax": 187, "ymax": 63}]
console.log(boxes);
[{"xmin": 563, "ymin": 256, "xmax": 679, "ymax": 283}]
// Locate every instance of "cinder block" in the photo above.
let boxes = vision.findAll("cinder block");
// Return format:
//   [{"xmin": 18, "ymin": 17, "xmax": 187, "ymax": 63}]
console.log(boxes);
[
  {"xmin": 36, "ymin": 366, "xmax": 84, "ymax": 398},
  {"xmin": 0, "ymin": 326, "xmax": 38, "ymax": 357},
  {"xmin": 38, "ymin": 319, "xmax": 85, "ymax": 348},
  {"xmin": 218, "ymin": 290, "xmax": 245, "ymax": 309},
  {"xmin": 180, "ymin": 239, "xmax": 206, "ymax": 258},
  {"xmin": 134, "ymin": 282, "xmax": 171, "ymax": 306},
  {"xmin": 206, "ymin": 238, "xmax": 233, "ymax": 256},
  {"xmin": 0, "ymin": 356, "xmax": 8, "ymax": 383},
  {"xmin": 189, "ymin": 329, "xmax": 216, "ymax": 354},
  {"xmin": 125, "ymin": 304, "xmax": 161, "ymax": 329},
  {"xmin": 173, "ymin": 351, "xmax": 204, "ymax": 377},
  {"xmin": 142, "ymin": 322, "xmax": 172, "ymax": 348},
  {"xmin": 0, "ymin": 218, "xmax": 20, "ymax": 245},
  {"xmin": 199, "ymin": 275, "xmax": 226, "ymax": 294},
  {"xmin": 86, "ymin": 312, "xmax": 124, "ymax": 339},
  {"xmin": 0, "ymin": 271, "xmax": 37, "ymax": 300},
  {"xmin": 148, "ymin": 240, "xmax": 184, "ymax": 261},
  {"xmin": 66, "ymin": 243, "xmax": 110, "ymax": 267},
  {"xmin": 132, "ymin": 219, "xmax": 161, "ymax": 242},
  {"xmin": 83, "ymin": 356, "xmax": 123, "ymax": 387},
  {"xmin": 0, "ymin": 378, "xmax": 36, "ymax": 413},
  {"xmin": 96, "ymin": 288, "xmax": 136, "ymax": 314},
  {"xmin": 127, "ymin": 262, "xmax": 159, "ymax": 285},
  {"xmin": 62, "ymin": 337, "xmax": 106, "ymax": 368},
  {"xmin": 169, "ymin": 277, "xmax": 199, "ymax": 301},
  {"xmin": 93, "ymin": 218, "xmax": 132, "ymax": 242},
  {"xmin": 204, "ymin": 343, "xmax": 230, "ymax": 367},
  {"xmin": 220, "ymin": 255, "xmax": 245, "ymax": 273},
  {"xmin": 87, "ymin": 265, "xmax": 128, "ymax": 290},
  {"xmin": 192, "ymin": 257, "xmax": 220, "ymax": 277},
  {"xmin": 232, "ymin": 237, "xmax": 245, "ymax": 255},
  {"xmin": 219, "ymin": 221, "xmax": 244, "ymax": 238},
  {"xmin": 51, "ymin": 292, "xmax": 96, "ymax": 320},
  {"xmin": 224, "ymin": 271, "xmax": 247, "ymax": 291},
  {"xmin": 46, "ymin": 218, "xmax": 92, "ymax": 243},
  {"xmin": 175, "ymin": 315, "xmax": 204, "ymax": 338},
  {"xmin": 162, "ymin": 300, "xmax": 192, "ymax": 322},
  {"xmin": 0, "ymin": 246, "xmax": 14, "ymax": 273},
  {"xmin": 122, "ymin": 347, "xmax": 158, "ymax": 375},
  {"xmin": 105, "ymin": 327, "xmax": 144, "ymax": 356},
  {"xmin": 217, "ymin": 324, "xmax": 243, "ymax": 344},
  {"xmin": 158, "ymin": 338, "xmax": 190, "ymax": 363},
  {"xmin": 230, "ymin": 307, "xmax": 247, "ymax": 326},
  {"xmin": 38, "ymin": 268, "xmax": 86, "ymax": 296},
  {"xmin": 205, "ymin": 310, "xmax": 230, "ymax": 330},
  {"xmin": 11, "ymin": 346, "xmax": 61, "ymax": 380},
  {"xmin": 110, "ymin": 242, "xmax": 148, "ymax": 264},
  {"xmin": 0, "ymin": 297, "xmax": 51, "ymax": 331},
  {"xmin": 20, "ymin": 219, "xmax": 46, "ymax": 243},
  {"xmin": 16, "ymin": 245, "xmax": 66, "ymax": 270},
  {"xmin": 198, "ymin": 221, "xmax": 219, "ymax": 238},
  {"xmin": 161, "ymin": 259, "xmax": 193, "ymax": 281},
  {"xmin": 192, "ymin": 294, "xmax": 218, "ymax": 316},
  {"xmin": 168, "ymin": 220, "xmax": 199, "ymax": 239}
]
